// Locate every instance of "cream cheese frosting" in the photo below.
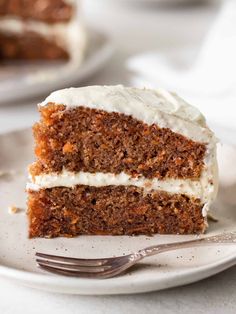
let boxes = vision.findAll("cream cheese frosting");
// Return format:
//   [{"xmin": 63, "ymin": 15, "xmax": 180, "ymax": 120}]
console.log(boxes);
[
  {"xmin": 27, "ymin": 166, "xmax": 217, "ymax": 203},
  {"xmin": 40, "ymin": 85, "xmax": 215, "ymax": 143}
]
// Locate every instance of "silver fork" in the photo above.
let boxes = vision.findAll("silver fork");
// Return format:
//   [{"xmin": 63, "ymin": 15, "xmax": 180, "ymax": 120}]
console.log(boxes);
[{"xmin": 36, "ymin": 232, "xmax": 236, "ymax": 279}]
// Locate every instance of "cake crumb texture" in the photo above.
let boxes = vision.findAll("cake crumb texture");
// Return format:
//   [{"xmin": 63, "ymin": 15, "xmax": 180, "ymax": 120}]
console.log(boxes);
[
  {"xmin": 28, "ymin": 185, "xmax": 206, "ymax": 238},
  {"xmin": 31, "ymin": 104, "xmax": 206, "ymax": 180}
]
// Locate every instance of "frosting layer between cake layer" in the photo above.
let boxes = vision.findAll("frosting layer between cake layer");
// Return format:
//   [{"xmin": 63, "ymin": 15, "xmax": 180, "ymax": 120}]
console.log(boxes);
[{"xmin": 27, "ymin": 169, "xmax": 216, "ymax": 205}]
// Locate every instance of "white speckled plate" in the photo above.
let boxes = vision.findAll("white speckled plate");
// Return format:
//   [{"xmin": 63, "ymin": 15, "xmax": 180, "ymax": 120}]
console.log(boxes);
[
  {"xmin": 0, "ymin": 128, "xmax": 235, "ymax": 295},
  {"xmin": 0, "ymin": 29, "xmax": 113, "ymax": 105}
]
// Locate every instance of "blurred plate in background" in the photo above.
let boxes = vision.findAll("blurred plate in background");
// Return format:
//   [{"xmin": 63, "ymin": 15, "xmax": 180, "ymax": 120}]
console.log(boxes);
[{"xmin": 0, "ymin": 29, "xmax": 113, "ymax": 105}]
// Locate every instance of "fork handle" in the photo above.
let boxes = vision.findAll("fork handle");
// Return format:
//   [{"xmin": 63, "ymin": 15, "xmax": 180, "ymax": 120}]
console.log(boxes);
[{"xmin": 137, "ymin": 232, "xmax": 236, "ymax": 258}]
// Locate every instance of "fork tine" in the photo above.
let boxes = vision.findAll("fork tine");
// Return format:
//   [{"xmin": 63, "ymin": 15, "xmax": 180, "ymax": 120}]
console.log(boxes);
[
  {"xmin": 36, "ymin": 252, "xmax": 135, "ymax": 279},
  {"xmin": 35, "ymin": 252, "xmax": 127, "ymax": 267},
  {"xmin": 36, "ymin": 259, "xmax": 112, "ymax": 272},
  {"xmin": 37, "ymin": 261, "xmax": 131, "ymax": 279},
  {"xmin": 38, "ymin": 264, "xmax": 105, "ymax": 278},
  {"xmin": 36, "ymin": 252, "xmax": 110, "ymax": 266}
]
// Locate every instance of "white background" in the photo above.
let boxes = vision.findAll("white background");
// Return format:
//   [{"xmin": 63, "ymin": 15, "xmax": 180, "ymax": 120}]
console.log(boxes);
[{"xmin": 0, "ymin": 1, "xmax": 235, "ymax": 313}]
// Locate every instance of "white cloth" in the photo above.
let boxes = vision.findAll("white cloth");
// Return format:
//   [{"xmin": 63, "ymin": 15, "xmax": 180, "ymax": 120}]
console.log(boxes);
[{"xmin": 127, "ymin": 0, "xmax": 236, "ymax": 138}]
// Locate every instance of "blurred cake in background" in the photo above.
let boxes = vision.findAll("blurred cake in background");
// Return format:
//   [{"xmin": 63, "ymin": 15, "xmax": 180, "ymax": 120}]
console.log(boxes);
[{"xmin": 0, "ymin": 0, "xmax": 86, "ymax": 61}]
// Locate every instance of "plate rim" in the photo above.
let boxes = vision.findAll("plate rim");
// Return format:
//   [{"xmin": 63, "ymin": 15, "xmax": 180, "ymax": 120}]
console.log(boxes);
[{"xmin": 0, "ymin": 247, "xmax": 235, "ymax": 295}]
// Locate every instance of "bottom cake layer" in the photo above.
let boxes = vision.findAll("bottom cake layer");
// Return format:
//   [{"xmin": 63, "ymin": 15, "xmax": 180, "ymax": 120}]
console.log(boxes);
[
  {"xmin": 0, "ymin": 32, "xmax": 69, "ymax": 60},
  {"xmin": 28, "ymin": 185, "xmax": 206, "ymax": 238}
]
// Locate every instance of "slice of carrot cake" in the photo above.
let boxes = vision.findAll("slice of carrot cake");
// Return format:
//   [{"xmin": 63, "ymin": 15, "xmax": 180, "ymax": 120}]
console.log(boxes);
[
  {"xmin": 0, "ymin": 0, "xmax": 86, "ymax": 61},
  {"xmin": 27, "ymin": 85, "xmax": 218, "ymax": 238}
]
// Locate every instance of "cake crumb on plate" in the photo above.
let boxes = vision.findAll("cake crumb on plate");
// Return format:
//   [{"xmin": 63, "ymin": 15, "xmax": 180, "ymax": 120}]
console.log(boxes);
[{"xmin": 8, "ymin": 205, "xmax": 21, "ymax": 214}]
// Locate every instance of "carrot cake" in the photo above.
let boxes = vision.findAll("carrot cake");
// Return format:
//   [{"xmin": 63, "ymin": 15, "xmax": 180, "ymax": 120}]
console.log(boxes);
[
  {"xmin": 0, "ymin": 0, "xmax": 86, "ymax": 60},
  {"xmin": 27, "ymin": 85, "xmax": 218, "ymax": 238}
]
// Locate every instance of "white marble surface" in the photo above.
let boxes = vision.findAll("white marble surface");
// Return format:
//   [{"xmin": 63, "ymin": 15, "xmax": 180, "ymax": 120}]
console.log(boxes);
[{"xmin": 0, "ymin": 0, "xmax": 235, "ymax": 313}]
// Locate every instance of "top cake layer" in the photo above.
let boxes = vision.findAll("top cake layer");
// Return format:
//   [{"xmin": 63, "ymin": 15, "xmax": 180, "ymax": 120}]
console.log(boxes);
[
  {"xmin": 40, "ymin": 85, "xmax": 214, "ymax": 144},
  {"xmin": 0, "ymin": 0, "xmax": 75, "ymax": 23}
]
